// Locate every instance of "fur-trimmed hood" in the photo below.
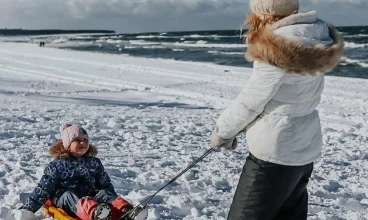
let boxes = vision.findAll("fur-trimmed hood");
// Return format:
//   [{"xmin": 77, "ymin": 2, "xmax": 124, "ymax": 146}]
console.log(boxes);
[
  {"xmin": 246, "ymin": 11, "xmax": 344, "ymax": 75},
  {"xmin": 49, "ymin": 140, "xmax": 98, "ymax": 159}
]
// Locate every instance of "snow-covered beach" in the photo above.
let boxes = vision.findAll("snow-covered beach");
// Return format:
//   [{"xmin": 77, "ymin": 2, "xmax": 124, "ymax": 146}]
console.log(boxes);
[{"xmin": 0, "ymin": 41, "xmax": 367, "ymax": 219}]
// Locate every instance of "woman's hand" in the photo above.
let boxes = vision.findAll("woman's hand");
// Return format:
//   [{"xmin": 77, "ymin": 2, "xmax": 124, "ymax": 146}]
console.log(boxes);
[{"xmin": 211, "ymin": 132, "xmax": 238, "ymax": 150}]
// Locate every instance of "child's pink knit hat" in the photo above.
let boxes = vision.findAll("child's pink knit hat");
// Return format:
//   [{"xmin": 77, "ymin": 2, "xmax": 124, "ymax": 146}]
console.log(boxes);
[{"xmin": 60, "ymin": 124, "xmax": 89, "ymax": 148}]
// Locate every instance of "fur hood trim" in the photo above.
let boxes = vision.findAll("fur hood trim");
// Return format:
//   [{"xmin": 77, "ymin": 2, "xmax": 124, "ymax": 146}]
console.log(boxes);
[
  {"xmin": 49, "ymin": 140, "xmax": 98, "ymax": 159},
  {"xmin": 246, "ymin": 21, "xmax": 344, "ymax": 75}
]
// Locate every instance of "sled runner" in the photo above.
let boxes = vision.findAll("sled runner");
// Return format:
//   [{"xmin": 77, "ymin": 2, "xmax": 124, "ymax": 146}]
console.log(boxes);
[{"xmin": 43, "ymin": 200, "xmax": 78, "ymax": 220}]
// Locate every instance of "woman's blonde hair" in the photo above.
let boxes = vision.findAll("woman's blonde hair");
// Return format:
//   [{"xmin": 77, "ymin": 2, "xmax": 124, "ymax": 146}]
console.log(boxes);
[{"xmin": 243, "ymin": 14, "xmax": 286, "ymax": 44}]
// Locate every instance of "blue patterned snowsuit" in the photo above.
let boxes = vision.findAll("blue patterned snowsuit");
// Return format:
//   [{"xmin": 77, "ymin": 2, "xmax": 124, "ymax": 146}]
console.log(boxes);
[{"xmin": 22, "ymin": 156, "xmax": 115, "ymax": 213}]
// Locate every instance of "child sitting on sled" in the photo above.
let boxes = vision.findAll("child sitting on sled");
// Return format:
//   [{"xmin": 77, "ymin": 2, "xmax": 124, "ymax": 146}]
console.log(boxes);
[{"xmin": 20, "ymin": 124, "xmax": 133, "ymax": 220}]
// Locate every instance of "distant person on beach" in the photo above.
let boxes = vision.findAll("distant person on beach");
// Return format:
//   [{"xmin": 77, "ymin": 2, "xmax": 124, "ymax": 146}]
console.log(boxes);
[
  {"xmin": 20, "ymin": 124, "xmax": 134, "ymax": 220},
  {"xmin": 210, "ymin": 0, "xmax": 344, "ymax": 219},
  {"xmin": 39, "ymin": 42, "xmax": 45, "ymax": 47}
]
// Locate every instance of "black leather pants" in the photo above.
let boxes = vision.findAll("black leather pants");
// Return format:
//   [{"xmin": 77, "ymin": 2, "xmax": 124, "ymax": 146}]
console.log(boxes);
[{"xmin": 227, "ymin": 154, "xmax": 313, "ymax": 220}]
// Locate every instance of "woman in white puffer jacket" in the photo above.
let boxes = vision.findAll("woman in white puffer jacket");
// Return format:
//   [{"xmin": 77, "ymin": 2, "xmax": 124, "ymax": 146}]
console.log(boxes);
[{"xmin": 210, "ymin": 0, "xmax": 344, "ymax": 219}]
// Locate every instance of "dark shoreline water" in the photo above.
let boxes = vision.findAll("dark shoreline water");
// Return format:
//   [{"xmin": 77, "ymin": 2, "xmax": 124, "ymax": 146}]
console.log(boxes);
[
  {"xmin": 2, "ymin": 27, "xmax": 367, "ymax": 79},
  {"xmin": 0, "ymin": 29, "xmax": 115, "ymax": 36}
]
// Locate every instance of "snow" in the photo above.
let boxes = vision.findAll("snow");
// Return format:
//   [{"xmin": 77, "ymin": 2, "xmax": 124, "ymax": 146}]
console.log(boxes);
[{"xmin": 0, "ymin": 41, "xmax": 367, "ymax": 219}]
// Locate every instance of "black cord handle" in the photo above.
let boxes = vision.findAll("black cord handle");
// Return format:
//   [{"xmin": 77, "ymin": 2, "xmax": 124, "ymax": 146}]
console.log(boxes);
[{"xmin": 120, "ymin": 148, "xmax": 215, "ymax": 219}]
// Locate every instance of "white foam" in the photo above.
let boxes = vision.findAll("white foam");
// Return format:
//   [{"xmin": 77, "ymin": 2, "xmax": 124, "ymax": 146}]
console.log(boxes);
[
  {"xmin": 50, "ymin": 38, "xmax": 69, "ymax": 44},
  {"xmin": 183, "ymin": 34, "xmax": 237, "ymax": 38},
  {"xmin": 342, "ymin": 57, "xmax": 368, "ymax": 68},
  {"xmin": 142, "ymin": 46, "xmax": 166, "ymax": 49},
  {"xmin": 343, "ymin": 34, "xmax": 368, "ymax": 38},
  {"xmin": 344, "ymin": 42, "xmax": 367, "ymax": 48},
  {"xmin": 136, "ymin": 35, "xmax": 170, "ymax": 39},
  {"xmin": 208, "ymin": 51, "xmax": 244, "ymax": 55},
  {"xmin": 74, "ymin": 36, "xmax": 96, "ymax": 40},
  {"xmin": 129, "ymin": 40, "xmax": 160, "ymax": 46},
  {"xmin": 106, "ymin": 39, "xmax": 123, "ymax": 44},
  {"xmin": 196, "ymin": 40, "xmax": 207, "ymax": 44},
  {"xmin": 171, "ymin": 42, "xmax": 246, "ymax": 48}
]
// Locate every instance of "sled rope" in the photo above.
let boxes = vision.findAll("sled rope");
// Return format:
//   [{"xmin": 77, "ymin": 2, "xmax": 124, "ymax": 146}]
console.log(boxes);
[{"xmin": 121, "ymin": 148, "xmax": 215, "ymax": 219}]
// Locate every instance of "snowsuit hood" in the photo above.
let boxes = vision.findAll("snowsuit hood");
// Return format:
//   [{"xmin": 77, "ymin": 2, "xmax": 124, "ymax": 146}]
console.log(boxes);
[{"xmin": 49, "ymin": 140, "xmax": 98, "ymax": 159}]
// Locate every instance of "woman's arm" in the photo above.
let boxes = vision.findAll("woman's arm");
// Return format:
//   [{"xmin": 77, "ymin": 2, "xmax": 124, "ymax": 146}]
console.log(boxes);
[{"xmin": 215, "ymin": 62, "xmax": 284, "ymax": 140}]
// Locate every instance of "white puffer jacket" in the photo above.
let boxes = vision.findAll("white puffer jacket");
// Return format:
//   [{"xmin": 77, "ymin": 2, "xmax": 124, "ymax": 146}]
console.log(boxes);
[{"xmin": 215, "ymin": 11, "xmax": 344, "ymax": 165}]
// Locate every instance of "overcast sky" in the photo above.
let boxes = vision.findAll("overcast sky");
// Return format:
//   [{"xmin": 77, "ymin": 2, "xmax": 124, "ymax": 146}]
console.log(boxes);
[{"xmin": 1, "ymin": 0, "xmax": 367, "ymax": 33}]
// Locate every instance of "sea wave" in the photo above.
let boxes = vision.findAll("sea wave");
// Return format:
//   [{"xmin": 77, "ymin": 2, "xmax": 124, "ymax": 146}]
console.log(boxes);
[
  {"xmin": 142, "ymin": 46, "xmax": 167, "ymax": 49},
  {"xmin": 342, "ymin": 57, "xmax": 368, "ymax": 68},
  {"xmin": 343, "ymin": 34, "xmax": 368, "ymax": 38},
  {"xmin": 50, "ymin": 38, "xmax": 69, "ymax": 44},
  {"xmin": 170, "ymin": 42, "xmax": 246, "ymax": 48},
  {"xmin": 136, "ymin": 35, "xmax": 171, "ymax": 39},
  {"xmin": 129, "ymin": 40, "xmax": 160, "ymax": 46},
  {"xmin": 344, "ymin": 42, "xmax": 367, "ymax": 48},
  {"xmin": 124, "ymin": 46, "xmax": 137, "ymax": 49},
  {"xmin": 182, "ymin": 34, "xmax": 239, "ymax": 38},
  {"xmin": 208, "ymin": 51, "xmax": 244, "ymax": 55},
  {"xmin": 106, "ymin": 39, "xmax": 123, "ymax": 44}
]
